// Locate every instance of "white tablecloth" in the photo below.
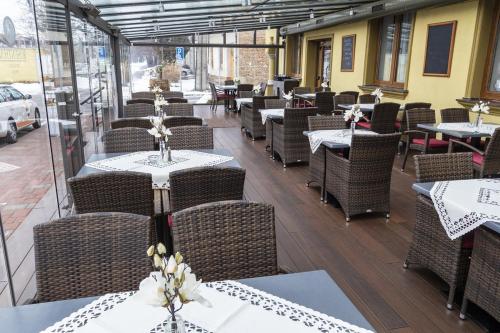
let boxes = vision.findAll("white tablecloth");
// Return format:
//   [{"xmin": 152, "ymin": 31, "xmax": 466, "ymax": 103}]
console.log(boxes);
[
  {"xmin": 235, "ymin": 98, "xmax": 252, "ymax": 110},
  {"xmin": 41, "ymin": 281, "xmax": 373, "ymax": 333},
  {"xmin": 259, "ymin": 108, "xmax": 284, "ymax": 124},
  {"xmin": 430, "ymin": 179, "xmax": 500, "ymax": 239},
  {"xmin": 307, "ymin": 129, "xmax": 377, "ymax": 153},
  {"xmin": 437, "ymin": 122, "xmax": 500, "ymax": 135}
]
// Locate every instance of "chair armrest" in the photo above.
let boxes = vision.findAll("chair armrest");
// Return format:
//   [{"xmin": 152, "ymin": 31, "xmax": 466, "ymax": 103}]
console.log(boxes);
[
  {"xmin": 403, "ymin": 129, "xmax": 428, "ymax": 144},
  {"xmin": 448, "ymin": 139, "xmax": 485, "ymax": 154},
  {"xmin": 326, "ymin": 149, "xmax": 350, "ymax": 179}
]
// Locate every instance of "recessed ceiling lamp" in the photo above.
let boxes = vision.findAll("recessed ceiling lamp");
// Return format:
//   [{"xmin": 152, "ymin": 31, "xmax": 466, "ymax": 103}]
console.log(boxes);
[
  {"xmin": 159, "ymin": 1, "xmax": 164, "ymax": 12},
  {"xmin": 241, "ymin": 0, "xmax": 252, "ymax": 6},
  {"xmin": 349, "ymin": 8, "xmax": 356, "ymax": 16},
  {"xmin": 259, "ymin": 13, "xmax": 266, "ymax": 23},
  {"xmin": 309, "ymin": 9, "xmax": 314, "ymax": 19}
]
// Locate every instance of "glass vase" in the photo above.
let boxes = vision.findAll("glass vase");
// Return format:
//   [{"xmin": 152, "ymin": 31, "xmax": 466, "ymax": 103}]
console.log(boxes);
[
  {"xmin": 474, "ymin": 113, "xmax": 481, "ymax": 128},
  {"xmin": 159, "ymin": 140, "xmax": 166, "ymax": 161},
  {"xmin": 285, "ymin": 100, "xmax": 291, "ymax": 108},
  {"xmin": 167, "ymin": 146, "xmax": 172, "ymax": 162},
  {"xmin": 164, "ymin": 314, "xmax": 185, "ymax": 333},
  {"xmin": 351, "ymin": 121, "xmax": 356, "ymax": 134}
]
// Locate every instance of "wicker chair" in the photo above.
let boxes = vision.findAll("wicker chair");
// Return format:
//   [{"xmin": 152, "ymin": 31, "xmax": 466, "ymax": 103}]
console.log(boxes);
[
  {"xmin": 293, "ymin": 87, "xmax": 312, "ymax": 107},
  {"xmin": 166, "ymin": 97, "xmax": 188, "ymax": 104},
  {"xmin": 237, "ymin": 84, "xmax": 253, "ymax": 97},
  {"xmin": 168, "ymin": 126, "xmax": 213, "ymax": 150},
  {"xmin": 161, "ymin": 91, "xmax": 184, "ymax": 99},
  {"xmin": 405, "ymin": 153, "xmax": 474, "ymax": 309},
  {"xmin": 102, "ymin": 128, "xmax": 154, "ymax": 153},
  {"xmin": 164, "ymin": 103, "xmax": 194, "ymax": 117},
  {"xmin": 126, "ymin": 98, "xmax": 154, "ymax": 105},
  {"xmin": 401, "ymin": 108, "xmax": 448, "ymax": 171},
  {"xmin": 34, "ymin": 212, "xmax": 152, "ymax": 302},
  {"xmin": 325, "ymin": 133, "xmax": 401, "ymax": 221},
  {"xmin": 460, "ymin": 227, "xmax": 500, "ymax": 321},
  {"xmin": 259, "ymin": 82, "xmax": 267, "ymax": 96},
  {"xmin": 283, "ymin": 79, "xmax": 300, "ymax": 94},
  {"xmin": 172, "ymin": 201, "xmax": 277, "ymax": 282},
  {"xmin": 132, "ymin": 91, "xmax": 155, "ymax": 99},
  {"xmin": 224, "ymin": 79, "xmax": 234, "ymax": 85},
  {"xmin": 315, "ymin": 92, "xmax": 336, "ymax": 115},
  {"xmin": 239, "ymin": 91, "xmax": 253, "ymax": 98},
  {"xmin": 333, "ymin": 94, "xmax": 355, "ymax": 111},
  {"xmin": 241, "ymin": 96, "xmax": 279, "ymax": 140},
  {"xmin": 315, "ymin": 87, "xmax": 331, "ymax": 92},
  {"xmin": 209, "ymin": 82, "xmax": 233, "ymax": 111},
  {"xmin": 358, "ymin": 94, "xmax": 376, "ymax": 104},
  {"xmin": 123, "ymin": 103, "xmax": 155, "ymax": 118},
  {"xmin": 396, "ymin": 102, "xmax": 432, "ymax": 132},
  {"xmin": 68, "ymin": 171, "xmax": 154, "ymax": 217},
  {"xmin": 163, "ymin": 116, "xmax": 202, "ymax": 128},
  {"xmin": 169, "ymin": 167, "xmax": 246, "ymax": 213},
  {"xmin": 111, "ymin": 118, "xmax": 151, "ymax": 129},
  {"xmin": 264, "ymin": 99, "xmax": 287, "ymax": 150},
  {"xmin": 272, "ymin": 107, "xmax": 318, "ymax": 167},
  {"xmin": 339, "ymin": 91, "xmax": 359, "ymax": 101},
  {"xmin": 307, "ymin": 115, "xmax": 346, "ymax": 201},
  {"xmin": 440, "ymin": 108, "xmax": 470, "ymax": 123},
  {"xmin": 357, "ymin": 102, "xmax": 400, "ymax": 134},
  {"xmin": 448, "ymin": 128, "xmax": 500, "ymax": 177}
]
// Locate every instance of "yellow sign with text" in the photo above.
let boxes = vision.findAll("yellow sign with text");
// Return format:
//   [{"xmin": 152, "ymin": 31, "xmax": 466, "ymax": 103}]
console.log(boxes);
[{"xmin": 0, "ymin": 48, "xmax": 38, "ymax": 83}]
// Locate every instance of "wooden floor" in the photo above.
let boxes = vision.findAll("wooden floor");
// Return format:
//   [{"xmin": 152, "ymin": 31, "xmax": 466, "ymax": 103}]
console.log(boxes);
[{"xmin": 197, "ymin": 105, "xmax": 490, "ymax": 333}]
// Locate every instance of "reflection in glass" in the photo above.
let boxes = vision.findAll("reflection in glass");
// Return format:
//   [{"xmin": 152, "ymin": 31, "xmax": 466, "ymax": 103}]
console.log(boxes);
[
  {"xmin": 396, "ymin": 13, "xmax": 413, "ymax": 83},
  {"xmin": 377, "ymin": 16, "xmax": 395, "ymax": 82},
  {"xmin": 488, "ymin": 20, "xmax": 500, "ymax": 92}
]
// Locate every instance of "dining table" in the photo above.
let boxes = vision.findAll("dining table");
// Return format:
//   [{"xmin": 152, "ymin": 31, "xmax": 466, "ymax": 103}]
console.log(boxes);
[
  {"xmin": 337, "ymin": 104, "xmax": 375, "ymax": 113},
  {"xmin": 77, "ymin": 149, "xmax": 240, "ymax": 214},
  {"xmin": 235, "ymin": 97, "xmax": 252, "ymax": 111},
  {"xmin": 417, "ymin": 122, "xmax": 499, "ymax": 147},
  {"xmin": 0, "ymin": 270, "xmax": 375, "ymax": 333}
]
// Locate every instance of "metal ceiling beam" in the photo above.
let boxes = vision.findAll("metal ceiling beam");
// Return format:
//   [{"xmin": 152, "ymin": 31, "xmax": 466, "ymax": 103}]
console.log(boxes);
[{"xmin": 130, "ymin": 42, "xmax": 284, "ymax": 48}]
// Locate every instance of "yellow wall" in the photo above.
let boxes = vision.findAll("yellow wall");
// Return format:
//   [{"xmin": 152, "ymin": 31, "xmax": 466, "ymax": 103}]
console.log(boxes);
[
  {"xmin": 285, "ymin": 0, "xmax": 500, "ymax": 123},
  {"xmin": 0, "ymin": 48, "xmax": 39, "ymax": 83}
]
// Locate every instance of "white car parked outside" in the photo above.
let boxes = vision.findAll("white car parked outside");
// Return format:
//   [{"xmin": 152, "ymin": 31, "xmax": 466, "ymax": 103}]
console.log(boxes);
[{"xmin": 0, "ymin": 85, "xmax": 41, "ymax": 143}]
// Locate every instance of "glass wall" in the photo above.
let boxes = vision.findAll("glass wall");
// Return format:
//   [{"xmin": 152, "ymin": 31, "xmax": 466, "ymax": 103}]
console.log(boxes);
[{"xmin": 0, "ymin": 0, "xmax": 122, "ymax": 307}]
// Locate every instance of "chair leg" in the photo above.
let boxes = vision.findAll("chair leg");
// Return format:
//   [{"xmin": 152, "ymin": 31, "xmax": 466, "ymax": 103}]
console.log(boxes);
[
  {"xmin": 446, "ymin": 286, "xmax": 456, "ymax": 310},
  {"xmin": 401, "ymin": 142, "xmax": 411, "ymax": 171},
  {"xmin": 459, "ymin": 298, "xmax": 468, "ymax": 320}
]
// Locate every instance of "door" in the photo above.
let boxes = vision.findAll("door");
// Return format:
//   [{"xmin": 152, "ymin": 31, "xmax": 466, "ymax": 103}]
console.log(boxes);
[{"xmin": 315, "ymin": 40, "xmax": 331, "ymax": 88}]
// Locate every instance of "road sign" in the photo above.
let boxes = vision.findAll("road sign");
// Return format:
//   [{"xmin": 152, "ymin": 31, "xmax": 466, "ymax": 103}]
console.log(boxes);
[
  {"xmin": 98, "ymin": 46, "xmax": 106, "ymax": 59},
  {"xmin": 176, "ymin": 47, "xmax": 184, "ymax": 65}
]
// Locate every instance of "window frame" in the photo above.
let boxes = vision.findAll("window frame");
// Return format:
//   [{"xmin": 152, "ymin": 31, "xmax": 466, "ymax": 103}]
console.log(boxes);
[
  {"xmin": 374, "ymin": 14, "xmax": 412, "ymax": 89},
  {"xmin": 481, "ymin": 2, "xmax": 500, "ymax": 100}
]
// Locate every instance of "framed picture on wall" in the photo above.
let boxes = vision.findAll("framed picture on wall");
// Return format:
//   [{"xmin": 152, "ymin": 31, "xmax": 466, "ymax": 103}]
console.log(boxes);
[
  {"xmin": 423, "ymin": 21, "xmax": 457, "ymax": 76},
  {"xmin": 341, "ymin": 34, "xmax": 356, "ymax": 72}
]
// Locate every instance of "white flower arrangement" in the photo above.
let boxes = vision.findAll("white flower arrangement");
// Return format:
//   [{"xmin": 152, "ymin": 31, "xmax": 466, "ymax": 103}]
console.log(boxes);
[
  {"xmin": 371, "ymin": 88, "xmax": 383, "ymax": 103},
  {"xmin": 321, "ymin": 82, "xmax": 328, "ymax": 88},
  {"xmin": 253, "ymin": 85, "xmax": 260, "ymax": 94},
  {"xmin": 282, "ymin": 91, "xmax": 293, "ymax": 100},
  {"xmin": 152, "ymin": 86, "xmax": 163, "ymax": 94},
  {"xmin": 154, "ymin": 95, "xmax": 169, "ymax": 114},
  {"xmin": 344, "ymin": 104, "xmax": 364, "ymax": 123},
  {"xmin": 148, "ymin": 116, "xmax": 172, "ymax": 143},
  {"xmin": 137, "ymin": 244, "xmax": 211, "ymax": 323},
  {"xmin": 471, "ymin": 101, "xmax": 490, "ymax": 115}
]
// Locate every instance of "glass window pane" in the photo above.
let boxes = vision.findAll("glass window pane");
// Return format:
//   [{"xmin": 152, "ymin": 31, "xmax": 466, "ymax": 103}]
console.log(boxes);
[
  {"xmin": 377, "ymin": 16, "xmax": 395, "ymax": 82},
  {"xmin": 488, "ymin": 20, "xmax": 500, "ymax": 92},
  {"xmin": 396, "ymin": 13, "xmax": 413, "ymax": 83}
]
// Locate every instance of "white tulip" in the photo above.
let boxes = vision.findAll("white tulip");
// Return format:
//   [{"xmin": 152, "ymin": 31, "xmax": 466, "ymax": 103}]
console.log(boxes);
[
  {"xmin": 165, "ymin": 255, "xmax": 178, "ymax": 274},
  {"xmin": 148, "ymin": 127, "xmax": 161, "ymax": 138},
  {"xmin": 157, "ymin": 243, "xmax": 167, "ymax": 255},
  {"xmin": 147, "ymin": 245, "xmax": 155, "ymax": 257},
  {"xmin": 471, "ymin": 103, "xmax": 480, "ymax": 112},
  {"xmin": 153, "ymin": 254, "xmax": 163, "ymax": 268},
  {"xmin": 176, "ymin": 264, "xmax": 212, "ymax": 307},
  {"xmin": 136, "ymin": 272, "xmax": 168, "ymax": 306}
]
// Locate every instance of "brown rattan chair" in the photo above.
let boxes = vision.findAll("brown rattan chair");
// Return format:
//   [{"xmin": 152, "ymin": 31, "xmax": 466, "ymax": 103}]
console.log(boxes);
[
  {"xmin": 241, "ymin": 95, "xmax": 279, "ymax": 140},
  {"xmin": 460, "ymin": 227, "xmax": 500, "ymax": 321},
  {"xmin": 161, "ymin": 91, "xmax": 184, "ymax": 99},
  {"xmin": 401, "ymin": 108, "xmax": 447, "ymax": 171},
  {"xmin": 293, "ymin": 87, "xmax": 312, "ymax": 107},
  {"xmin": 315, "ymin": 87, "xmax": 331, "ymax": 92},
  {"xmin": 102, "ymin": 128, "xmax": 154, "ymax": 153},
  {"xmin": 333, "ymin": 94, "xmax": 355, "ymax": 111},
  {"xmin": 126, "ymin": 98, "xmax": 154, "ymax": 105},
  {"xmin": 307, "ymin": 115, "xmax": 346, "ymax": 201},
  {"xmin": 264, "ymin": 99, "xmax": 287, "ymax": 150},
  {"xmin": 163, "ymin": 116, "xmax": 202, "ymax": 128},
  {"xmin": 239, "ymin": 90, "xmax": 253, "ymax": 98},
  {"xmin": 272, "ymin": 107, "xmax": 318, "ymax": 167},
  {"xmin": 209, "ymin": 82, "xmax": 233, "ymax": 111},
  {"xmin": 172, "ymin": 201, "xmax": 277, "ymax": 282},
  {"xmin": 132, "ymin": 91, "xmax": 155, "ymax": 99},
  {"xmin": 405, "ymin": 152, "xmax": 474, "ymax": 309},
  {"xmin": 325, "ymin": 133, "xmax": 401, "ymax": 221},
  {"xmin": 357, "ymin": 102, "xmax": 400, "ymax": 134},
  {"xmin": 440, "ymin": 108, "xmax": 470, "ymax": 123},
  {"xmin": 315, "ymin": 92, "xmax": 336, "ymax": 115},
  {"xmin": 111, "ymin": 118, "xmax": 151, "ymax": 129},
  {"xmin": 358, "ymin": 94, "xmax": 376, "ymax": 104},
  {"xmin": 168, "ymin": 126, "xmax": 213, "ymax": 150},
  {"xmin": 339, "ymin": 91, "xmax": 359, "ymax": 101},
  {"xmin": 123, "ymin": 103, "xmax": 155, "ymax": 118},
  {"xmin": 224, "ymin": 79, "xmax": 235, "ymax": 85},
  {"xmin": 283, "ymin": 79, "xmax": 300, "ymax": 94},
  {"xmin": 448, "ymin": 128, "xmax": 500, "ymax": 177},
  {"xmin": 166, "ymin": 97, "xmax": 188, "ymax": 104},
  {"xmin": 34, "ymin": 212, "xmax": 152, "ymax": 302},
  {"xmin": 396, "ymin": 102, "xmax": 432, "ymax": 132},
  {"xmin": 164, "ymin": 103, "xmax": 194, "ymax": 117},
  {"xmin": 259, "ymin": 82, "xmax": 267, "ymax": 96},
  {"xmin": 68, "ymin": 171, "xmax": 154, "ymax": 217},
  {"xmin": 169, "ymin": 167, "xmax": 246, "ymax": 213},
  {"xmin": 237, "ymin": 84, "xmax": 253, "ymax": 97}
]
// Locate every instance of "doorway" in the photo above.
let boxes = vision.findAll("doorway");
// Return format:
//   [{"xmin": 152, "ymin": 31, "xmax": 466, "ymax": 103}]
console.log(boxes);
[{"xmin": 315, "ymin": 40, "xmax": 331, "ymax": 88}]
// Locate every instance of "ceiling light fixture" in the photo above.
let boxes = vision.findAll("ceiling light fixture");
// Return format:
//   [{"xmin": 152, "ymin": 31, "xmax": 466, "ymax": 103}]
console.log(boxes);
[
  {"xmin": 309, "ymin": 9, "xmax": 314, "ymax": 19},
  {"xmin": 259, "ymin": 13, "xmax": 266, "ymax": 23},
  {"xmin": 349, "ymin": 8, "xmax": 356, "ymax": 16},
  {"xmin": 159, "ymin": 1, "xmax": 164, "ymax": 12},
  {"xmin": 241, "ymin": 0, "xmax": 252, "ymax": 6}
]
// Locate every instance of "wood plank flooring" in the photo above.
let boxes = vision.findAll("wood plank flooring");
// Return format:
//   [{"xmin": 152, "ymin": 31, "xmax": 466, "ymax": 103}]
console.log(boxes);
[{"xmin": 197, "ymin": 105, "xmax": 490, "ymax": 333}]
